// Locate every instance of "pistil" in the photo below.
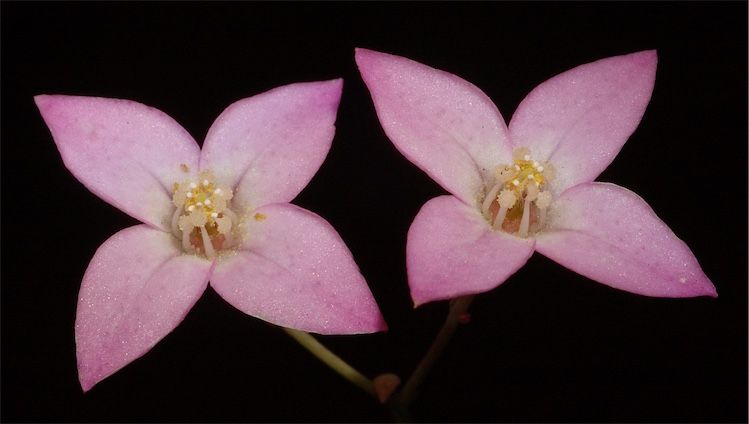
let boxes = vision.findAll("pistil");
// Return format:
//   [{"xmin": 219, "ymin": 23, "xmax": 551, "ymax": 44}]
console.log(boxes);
[
  {"xmin": 171, "ymin": 170, "xmax": 237, "ymax": 258},
  {"xmin": 483, "ymin": 147, "xmax": 555, "ymax": 237}
]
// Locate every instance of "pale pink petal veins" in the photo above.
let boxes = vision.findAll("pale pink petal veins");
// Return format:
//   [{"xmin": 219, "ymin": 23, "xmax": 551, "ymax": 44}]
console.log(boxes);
[
  {"xmin": 355, "ymin": 48, "xmax": 512, "ymax": 205},
  {"xmin": 75, "ymin": 225, "xmax": 213, "ymax": 391},
  {"xmin": 535, "ymin": 182, "xmax": 716, "ymax": 298},
  {"xmin": 35, "ymin": 95, "xmax": 201, "ymax": 230},
  {"xmin": 199, "ymin": 80, "xmax": 342, "ymax": 210},
  {"xmin": 407, "ymin": 195, "xmax": 535, "ymax": 306},
  {"xmin": 210, "ymin": 203, "xmax": 386, "ymax": 334},
  {"xmin": 508, "ymin": 51, "xmax": 657, "ymax": 194}
]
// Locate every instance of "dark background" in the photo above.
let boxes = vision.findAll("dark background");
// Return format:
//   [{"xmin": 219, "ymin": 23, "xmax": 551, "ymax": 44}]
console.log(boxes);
[{"xmin": 2, "ymin": 2, "xmax": 746, "ymax": 422}]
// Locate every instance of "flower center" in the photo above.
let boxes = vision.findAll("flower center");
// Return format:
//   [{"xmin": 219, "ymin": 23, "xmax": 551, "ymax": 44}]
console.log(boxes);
[
  {"xmin": 170, "ymin": 169, "xmax": 238, "ymax": 258},
  {"xmin": 481, "ymin": 147, "xmax": 555, "ymax": 238}
]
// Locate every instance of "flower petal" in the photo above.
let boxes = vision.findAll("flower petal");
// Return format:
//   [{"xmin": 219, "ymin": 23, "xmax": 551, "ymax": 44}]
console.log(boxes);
[
  {"xmin": 35, "ymin": 95, "xmax": 201, "ymax": 230},
  {"xmin": 407, "ymin": 195, "xmax": 535, "ymax": 306},
  {"xmin": 199, "ymin": 80, "xmax": 342, "ymax": 210},
  {"xmin": 210, "ymin": 203, "xmax": 386, "ymax": 334},
  {"xmin": 535, "ymin": 182, "xmax": 716, "ymax": 298},
  {"xmin": 355, "ymin": 48, "xmax": 512, "ymax": 205},
  {"xmin": 508, "ymin": 51, "xmax": 657, "ymax": 194},
  {"xmin": 75, "ymin": 225, "xmax": 212, "ymax": 391}
]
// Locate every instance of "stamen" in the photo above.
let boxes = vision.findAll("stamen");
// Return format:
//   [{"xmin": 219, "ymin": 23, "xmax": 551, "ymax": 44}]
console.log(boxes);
[
  {"xmin": 535, "ymin": 191, "xmax": 552, "ymax": 227},
  {"xmin": 187, "ymin": 205, "xmax": 195, "ymax": 212},
  {"xmin": 488, "ymin": 147, "xmax": 556, "ymax": 236},
  {"xmin": 203, "ymin": 179, "xmax": 210, "ymax": 186},
  {"xmin": 518, "ymin": 198, "xmax": 532, "ymax": 238},
  {"xmin": 204, "ymin": 199, "xmax": 212, "ymax": 206},
  {"xmin": 493, "ymin": 190, "xmax": 517, "ymax": 229},
  {"xmin": 211, "ymin": 212, "xmax": 218, "ymax": 219},
  {"xmin": 214, "ymin": 188, "xmax": 222, "ymax": 195},
  {"xmin": 171, "ymin": 205, "xmax": 183, "ymax": 237},
  {"xmin": 182, "ymin": 226, "xmax": 192, "ymax": 252},
  {"xmin": 200, "ymin": 226, "xmax": 215, "ymax": 258},
  {"xmin": 189, "ymin": 182, "xmax": 197, "ymax": 189},
  {"xmin": 224, "ymin": 208, "xmax": 239, "ymax": 226},
  {"xmin": 482, "ymin": 182, "xmax": 502, "ymax": 216},
  {"xmin": 186, "ymin": 192, "xmax": 193, "ymax": 198},
  {"xmin": 535, "ymin": 191, "xmax": 552, "ymax": 209},
  {"xmin": 525, "ymin": 182, "xmax": 539, "ymax": 201}
]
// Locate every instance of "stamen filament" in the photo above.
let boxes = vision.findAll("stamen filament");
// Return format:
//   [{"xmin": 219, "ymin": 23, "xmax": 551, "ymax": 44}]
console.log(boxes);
[
  {"xmin": 539, "ymin": 208, "xmax": 547, "ymax": 228},
  {"xmin": 518, "ymin": 198, "xmax": 531, "ymax": 237},
  {"xmin": 200, "ymin": 226, "xmax": 215, "ymax": 258},
  {"xmin": 493, "ymin": 205, "xmax": 509, "ymax": 229},
  {"xmin": 182, "ymin": 227, "xmax": 192, "ymax": 253},
  {"xmin": 171, "ymin": 205, "xmax": 183, "ymax": 238},
  {"xmin": 482, "ymin": 183, "xmax": 502, "ymax": 216},
  {"xmin": 224, "ymin": 208, "xmax": 239, "ymax": 226}
]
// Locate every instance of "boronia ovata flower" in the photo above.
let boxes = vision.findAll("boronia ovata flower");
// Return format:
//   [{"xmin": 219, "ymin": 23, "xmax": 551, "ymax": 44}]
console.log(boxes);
[
  {"xmin": 355, "ymin": 48, "xmax": 717, "ymax": 305},
  {"xmin": 36, "ymin": 80, "xmax": 386, "ymax": 391}
]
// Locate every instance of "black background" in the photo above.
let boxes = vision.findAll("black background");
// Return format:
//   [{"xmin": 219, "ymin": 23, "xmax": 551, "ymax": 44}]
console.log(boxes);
[{"xmin": 2, "ymin": 2, "xmax": 747, "ymax": 422}]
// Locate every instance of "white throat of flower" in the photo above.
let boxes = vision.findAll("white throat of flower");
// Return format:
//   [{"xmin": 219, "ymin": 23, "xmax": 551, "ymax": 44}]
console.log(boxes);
[
  {"xmin": 171, "ymin": 169, "xmax": 238, "ymax": 258},
  {"xmin": 481, "ymin": 147, "xmax": 555, "ymax": 238}
]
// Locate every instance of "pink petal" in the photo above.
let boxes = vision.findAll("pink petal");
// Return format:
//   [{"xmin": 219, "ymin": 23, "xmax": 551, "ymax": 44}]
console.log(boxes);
[
  {"xmin": 75, "ymin": 225, "xmax": 213, "ymax": 391},
  {"xmin": 508, "ymin": 51, "xmax": 657, "ymax": 194},
  {"xmin": 407, "ymin": 195, "xmax": 535, "ymax": 306},
  {"xmin": 199, "ymin": 80, "xmax": 342, "ymax": 209},
  {"xmin": 535, "ymin": 182, "xmax": 716, "ymax": 298},
  {"xmin": 210, "ymin": 203, "xmax": 386, "ymax": 334},
  {"xmin": 35, "ymin": 95, "xmax": 201, "ymax": 230},
  {"xmin": 355, "ymin": 48, "xmax": 512, "ymax": 205}
]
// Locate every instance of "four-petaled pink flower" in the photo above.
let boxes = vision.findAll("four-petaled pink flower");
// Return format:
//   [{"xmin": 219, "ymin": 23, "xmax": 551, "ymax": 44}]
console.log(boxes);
[
  {"xmin": 35, "ymin": 79, "xmax": 386, "ymax": 391},
  {"xmin": 355, "ymin": 48, "xmax": 717, "ymax": 305}
]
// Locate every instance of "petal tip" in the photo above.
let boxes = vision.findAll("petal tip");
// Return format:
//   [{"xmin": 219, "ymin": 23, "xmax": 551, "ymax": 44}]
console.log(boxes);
[
  {"xmin": 78, "ymin": 371, "xmax": 97, "ymax": 393},
  {"xmin": 702, "ymin": 281, "xmax": 719, "ymax": 298},
  {"xmin": 632, "ymin": 49, "xmax": 658, "ymax": 67},
  {"xmin": 34, "ymin": 94, "xmax": 58, "ymax": 114},
  {"xmin": 354, "ymin": 47, "xmax": 387, "ymax": 71},
  {"xmin": 321, "ymin": 77, "xmax": 344, "ymax": 96}
]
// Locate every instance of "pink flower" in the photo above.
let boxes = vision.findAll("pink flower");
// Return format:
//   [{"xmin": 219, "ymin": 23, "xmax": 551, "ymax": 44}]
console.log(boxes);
[
  {"xmin": 355, "ymin": 48, "xmax": 717, "ymax": 306},
  {"xmin": 35, "ymin": 79, "xmax": 386, "ymax": 391}
]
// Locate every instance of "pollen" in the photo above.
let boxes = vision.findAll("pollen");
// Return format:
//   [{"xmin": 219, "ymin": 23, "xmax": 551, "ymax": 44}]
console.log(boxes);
[
  {"xmin": 482, "ymin": 147, "xmax": 555, "ymax": 237},
  {"xmin": 171, "ymin": 170, "xmax": 237, "ymax": 258},
  {"xmin": 254, "ymin": 213, "xmax": 267, "ymax": 221}
]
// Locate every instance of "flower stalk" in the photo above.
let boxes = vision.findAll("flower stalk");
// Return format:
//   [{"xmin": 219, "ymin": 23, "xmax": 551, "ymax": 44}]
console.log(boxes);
[
  {"xmin": 395, "ymin": 295, "xmax": 474, "ymax": 406},
  {"xmin": 283, "ymin": 327, "xmax": 377, "ymax": 398}
]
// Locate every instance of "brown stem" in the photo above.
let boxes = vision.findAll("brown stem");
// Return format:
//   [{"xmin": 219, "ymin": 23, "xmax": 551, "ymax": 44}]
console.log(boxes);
[{"xmin": 395, "ymin": 295, "xmax": 475, "ymax": 406}]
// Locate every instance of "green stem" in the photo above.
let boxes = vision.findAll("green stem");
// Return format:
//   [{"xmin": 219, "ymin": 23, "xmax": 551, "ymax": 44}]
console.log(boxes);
[
  {"xmin": 395, "ymin": 295, "xmax": 475, "ymax": 406},
  {"xmin": 283, "ymin": 327, "xmax": 376, "ymax": 398}
]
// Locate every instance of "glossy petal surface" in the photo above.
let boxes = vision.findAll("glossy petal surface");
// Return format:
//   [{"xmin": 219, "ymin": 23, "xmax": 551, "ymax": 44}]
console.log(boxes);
[
  {"xmin": 356, "ymin": 48, "xmax": 512, "ymax": 205},
  {"xmin": 75, "ymin": 225, "xmax": 213, "ymax": 391},
  {"xmin": 210, "ymin": 203, "xmax": 386, "ymax": 334},
  {"xmin": 535, "ymin": 183, "xmax": 716, "ymax": 297},
  {"xmin": 35, "ymin": 95, "xmax": 200, "ymax": 230},
  {"xmin": 407, "ymin": 195, "xmax": 535, "ymax": 305},
  {"xmin": 508, "ymin": 51, "xmax": 657, "ymax": 194},
  {"xmin": 200, "ymin": 80, "xmax": 342, "ymax": 210}
]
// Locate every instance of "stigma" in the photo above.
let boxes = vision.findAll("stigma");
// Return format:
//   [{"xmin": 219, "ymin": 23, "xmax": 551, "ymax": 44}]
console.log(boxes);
[
  {"xmin": 481, "ymin": 147, "xmax": 555, "ymax": 238},
  {"xmin": 171, "ymin": 170, "xmax": 238, "ymax": 258}
]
